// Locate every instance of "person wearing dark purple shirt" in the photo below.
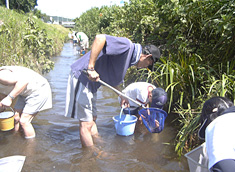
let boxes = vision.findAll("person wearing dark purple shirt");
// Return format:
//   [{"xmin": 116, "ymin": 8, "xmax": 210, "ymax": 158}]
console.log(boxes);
[{"xmin": 65, "ymin": 34, "xmax": 161, "ymax": 147}]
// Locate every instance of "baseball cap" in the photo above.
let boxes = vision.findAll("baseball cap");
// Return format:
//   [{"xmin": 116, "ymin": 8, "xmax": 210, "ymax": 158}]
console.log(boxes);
[
  {"xmin": 151, "ymin": 88, "xmax": 167, "ymax": 109},
  {"xmin": 142, "ymin": 45, "xmax": 161, "ymax": 71}
]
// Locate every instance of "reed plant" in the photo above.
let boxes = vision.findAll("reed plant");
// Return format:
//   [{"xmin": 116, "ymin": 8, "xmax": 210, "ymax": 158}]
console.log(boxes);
[
  {"xmin": 125, "ymin": 52, "xmax": 235, "ymax": 156},
  {"xmin": 150, "ymin": 55, "xmax": 235, "ymax": 156}
]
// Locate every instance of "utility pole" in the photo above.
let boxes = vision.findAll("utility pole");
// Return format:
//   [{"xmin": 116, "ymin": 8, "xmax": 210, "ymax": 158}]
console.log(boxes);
[{"xmin": 6, "ymin": 0, "xmax": 9, "ymax": 9}]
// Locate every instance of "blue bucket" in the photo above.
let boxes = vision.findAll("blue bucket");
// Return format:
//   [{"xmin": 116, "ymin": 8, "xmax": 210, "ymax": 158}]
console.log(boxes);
[
  {"xmin": 138, "ymin": 108, "xmax": 167, "ymax": 133},
  {"xmin": 112, "ymin": 115, "xmax": 137, "ymax": 136}
]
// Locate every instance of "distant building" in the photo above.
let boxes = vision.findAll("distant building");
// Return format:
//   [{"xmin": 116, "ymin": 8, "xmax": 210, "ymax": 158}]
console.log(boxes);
[
  {"xmin": 62, "ymin": 21, "xmax": 75, "ymax": 28},
  {"xmin": 50, "ymin": 16, "xmax": 75, "ymax": 28},
  {"xmin": 53, "ymin": 21, "xmax": 60, "ymax": 25}
]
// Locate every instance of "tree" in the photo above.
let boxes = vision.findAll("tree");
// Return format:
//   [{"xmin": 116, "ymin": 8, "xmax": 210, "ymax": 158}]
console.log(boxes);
[{"xmin": 0, "ymin": 0, "xmax": 37, "ymax": 13}]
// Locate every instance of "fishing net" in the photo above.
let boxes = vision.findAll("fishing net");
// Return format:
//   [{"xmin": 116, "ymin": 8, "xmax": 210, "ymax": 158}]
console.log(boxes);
[{"xmin": 138, "ymin": 108, "xmax": 167, "ymax": 133}]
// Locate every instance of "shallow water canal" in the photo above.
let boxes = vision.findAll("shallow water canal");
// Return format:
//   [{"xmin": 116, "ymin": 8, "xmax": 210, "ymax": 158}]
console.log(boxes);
[{"xmin": 0, "ymin": 42, "xmax": 189, "ymax": 172}]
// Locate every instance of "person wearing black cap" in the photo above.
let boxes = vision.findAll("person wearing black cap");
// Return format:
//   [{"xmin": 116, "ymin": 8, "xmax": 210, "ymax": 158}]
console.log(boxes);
[
  {"xmin": 142, "ymin": 44, "xmax": 161, "ymax": 71},
  {"xmin": 65, "ymin": 34, "xmax": 161, "ymax": 147},
  {"xmin": 118, "ymin": 82, "xmax": 167, "ymax": 119},
  {"xmin": 198, "ymin": 96, "xmax": 235, "ymax": 171}
]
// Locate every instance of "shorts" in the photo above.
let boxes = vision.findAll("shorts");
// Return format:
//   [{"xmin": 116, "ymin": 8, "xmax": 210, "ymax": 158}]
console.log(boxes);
[
  {"xmin": 14, "ymin": 82, "xmax": 52, "ymax": 114},
  {"xmin": 80, "ymin": 39, "xmax": 89, "ymax": 49},
  {"xmin": 74, "ymin": 82, "xmax": 97, "ymax": 121},
  {"xmin": 65, "ymin": 71, "xmax": 97, "ymax": 122}
]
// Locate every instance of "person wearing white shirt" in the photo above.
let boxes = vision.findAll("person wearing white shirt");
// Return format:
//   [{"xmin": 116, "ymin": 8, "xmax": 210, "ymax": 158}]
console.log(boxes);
[
  {"xmin": 118, "ymin": 82, "xmax": 167, "ymax": 118},
  {"xmin": 198, "ymin": 96, "xmax": 235, "ymax": 172},
  {"xmin": 75, "ymin": 32, "xmax": 89, "ymax": 54}
]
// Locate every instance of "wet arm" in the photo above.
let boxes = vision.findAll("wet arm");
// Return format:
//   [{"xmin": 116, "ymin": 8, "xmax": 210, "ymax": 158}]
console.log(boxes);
[
  {"xmin": 87, "ymin": 34, "xmax": 106, "ymax": 82},
  {"xmin": 88, "ymin": 34, "xmax": 106, "ymax": 70},
  {"xmin": 0, "ymin": 70, "xmax": 28, "ymax": 106},
  {"xmin": 7, "ymin": 80, "xmax": 28, "ymax": 99}
]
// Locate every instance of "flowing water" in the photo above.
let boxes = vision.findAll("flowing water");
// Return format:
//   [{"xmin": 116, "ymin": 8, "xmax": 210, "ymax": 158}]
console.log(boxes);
[{"xmin": 0, "ymin": 42, "xmax": 189, "ymax": 172}]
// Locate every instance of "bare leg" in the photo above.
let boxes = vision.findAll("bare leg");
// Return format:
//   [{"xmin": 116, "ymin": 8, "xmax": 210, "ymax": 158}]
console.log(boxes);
[
  {"xmin": 79, "ymin": 121, "xmax": 96, "ymax": 147},
  {"xmin": 20, "ymin": 113, "xmax": 37, "ymax": 139},
  {"xmin": 14, "ymin": 110, "xmax": 22, "ymax": 132},
  {"xmin": 91, "ymin": 116, "xmax": 98, "ymax": 136},
  {"xmin": 91, "ymin": 122, "xmax": 98, "ymax": 136}
]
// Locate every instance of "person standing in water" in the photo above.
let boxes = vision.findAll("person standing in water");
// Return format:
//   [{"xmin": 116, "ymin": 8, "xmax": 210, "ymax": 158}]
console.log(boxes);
[
  {"xmin": 0, "ymin": 66, "xmax": 52, "ymax": 139},
  {"xmin": 75, "ymin": 32, "xmax": 89, "ymax": 54},
  {"xmin": 65, "ymin": 34, "xmax": 161, "ymax": 147}
]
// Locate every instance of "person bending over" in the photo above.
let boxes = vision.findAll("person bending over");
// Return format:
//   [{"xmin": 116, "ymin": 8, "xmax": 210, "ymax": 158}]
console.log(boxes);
[
  {"xmin": 65, "ymin": 34, "xmax": 161, "ymax": 147},
  {"xmin": 118, "ymin": 82, "xmax": 167, "ymax": 120},
  {"xmin": 198, "ymin": 96, "xmax": 235, "ymax": 172},
  {"xmin": 0, "ymin": 66, "xmax": 52, "ymax": 139}
]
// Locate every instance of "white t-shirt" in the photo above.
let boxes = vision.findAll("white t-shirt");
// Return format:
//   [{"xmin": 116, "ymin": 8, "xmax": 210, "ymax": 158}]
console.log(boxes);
[
  {"xmin": 118, "ymin": 82, "xmax": 156, "ymax": 108},
  {"xmin": 76, "ymin": 32, "xmax": 88, "ymax": 42},
  {"xmin": 205, "ymin": 113, "xmax": 235, "ymax": 169}
]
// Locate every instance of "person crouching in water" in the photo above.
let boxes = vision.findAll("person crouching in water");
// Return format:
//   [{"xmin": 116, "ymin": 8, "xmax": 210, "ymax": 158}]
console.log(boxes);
[{"xmin": 118, "ymin": 82, "xmax": 167, "ymax": 119}]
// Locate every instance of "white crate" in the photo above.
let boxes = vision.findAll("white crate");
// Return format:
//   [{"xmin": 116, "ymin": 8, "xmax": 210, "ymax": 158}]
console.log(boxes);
[
  {"xmin": 0, "ymin": 155, "xmax": 26, "ymax": 172},
  {"xmin": 184, "ymin": 143, "xmax": 209, "ymax": 172}
]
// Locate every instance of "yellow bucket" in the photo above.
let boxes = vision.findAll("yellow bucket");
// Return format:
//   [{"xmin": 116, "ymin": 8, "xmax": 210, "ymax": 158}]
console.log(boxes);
[{"xmin": 0, "ymin": 109, "xmax": 14, "ymax": 131}]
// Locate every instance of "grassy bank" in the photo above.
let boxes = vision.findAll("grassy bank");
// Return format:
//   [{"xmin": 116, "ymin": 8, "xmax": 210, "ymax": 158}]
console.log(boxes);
[{"xmin": 0, "ymin": 6, "xmax": 70, "ymax": 73}]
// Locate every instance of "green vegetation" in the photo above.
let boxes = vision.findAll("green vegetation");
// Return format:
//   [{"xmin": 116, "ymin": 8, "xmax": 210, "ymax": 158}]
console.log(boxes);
[
  {"xmin": 0, "ymin": 6, "xmax": 70, "ymax": 73},
  {"xmin": 0, "ymin": 0, "xmax": 37, "ymax": 13},
  {"xmin": 75, "ymin": 0, "xmax": 235, "ymax": 157}
]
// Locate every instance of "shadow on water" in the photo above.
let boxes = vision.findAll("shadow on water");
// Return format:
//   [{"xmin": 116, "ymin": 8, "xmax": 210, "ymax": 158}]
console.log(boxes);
[{"xmin": 0, "ymin": 42, "xmax": 189, "ymax": 172}]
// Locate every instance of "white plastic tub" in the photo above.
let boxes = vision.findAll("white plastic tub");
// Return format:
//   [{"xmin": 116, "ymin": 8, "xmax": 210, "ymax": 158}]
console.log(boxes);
[
  {"xmin": 0, "ymin": 155, "xmax": 26, "ymax": 172},
  {"xmin": 184, "ymin": 143, "xmax": 209, "ymax": 172}
]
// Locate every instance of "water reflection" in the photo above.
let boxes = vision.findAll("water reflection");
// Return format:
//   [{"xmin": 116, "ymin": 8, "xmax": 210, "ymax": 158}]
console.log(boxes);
[{"xmin": 0, "ymin": 42, "xmax": 189, "ymax": 172}]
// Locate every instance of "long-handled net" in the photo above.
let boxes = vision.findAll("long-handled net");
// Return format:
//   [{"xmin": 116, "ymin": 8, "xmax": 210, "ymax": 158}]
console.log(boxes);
[{"xmin": 138, "ymin": 108, "xmax": 167, "ymax": 133}]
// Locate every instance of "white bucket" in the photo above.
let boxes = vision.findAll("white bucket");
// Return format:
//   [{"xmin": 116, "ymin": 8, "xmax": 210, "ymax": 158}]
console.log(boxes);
[{"xmin": 184, "ymin": 143, "xmax": 209, "ymax": 172}]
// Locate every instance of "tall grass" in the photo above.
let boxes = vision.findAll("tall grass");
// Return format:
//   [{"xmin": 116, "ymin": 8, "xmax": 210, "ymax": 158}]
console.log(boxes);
[
  {"xmin": 0, "ymin": 6, "xmax": 70, "ymax": 73},
  {"xmin": 125, "ymin": 52, "xmax": 235, "ymax": 156},
  {"xmin": 150, "ymin": 54, "xmax": 235, "ymax": 156}
]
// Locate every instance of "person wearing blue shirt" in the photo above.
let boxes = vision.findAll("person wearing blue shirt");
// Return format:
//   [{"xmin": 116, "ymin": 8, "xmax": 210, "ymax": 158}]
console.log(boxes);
[{"xmin": 65, "ymin": 34, "xmax": 161, "ymax": 147}]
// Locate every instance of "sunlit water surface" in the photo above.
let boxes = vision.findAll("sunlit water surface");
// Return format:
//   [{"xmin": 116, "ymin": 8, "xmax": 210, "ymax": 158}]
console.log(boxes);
[{"xmin": 0, "ymin": 42, "xmax": 189, "ymax": 172}]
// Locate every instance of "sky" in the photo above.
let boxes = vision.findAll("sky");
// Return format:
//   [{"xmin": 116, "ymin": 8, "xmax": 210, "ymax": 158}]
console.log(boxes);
[{"xmin": 36, "ymin": 0, "xmax": 128, "ymax": 19}]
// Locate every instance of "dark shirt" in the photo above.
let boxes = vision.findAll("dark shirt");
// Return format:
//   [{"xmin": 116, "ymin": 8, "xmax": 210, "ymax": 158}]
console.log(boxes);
[
  {"xmin": 221, "ymin": 106, "xmax": 235, "ymax": 115},
  {"xmin": 70, "ymin": 35, "xmax": 140, "ymax": 93}
]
